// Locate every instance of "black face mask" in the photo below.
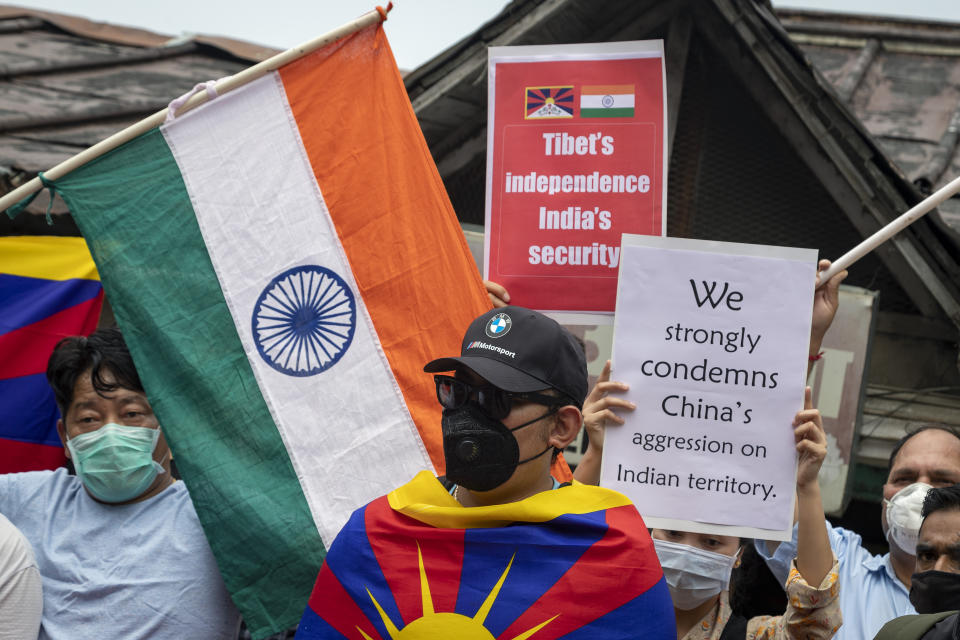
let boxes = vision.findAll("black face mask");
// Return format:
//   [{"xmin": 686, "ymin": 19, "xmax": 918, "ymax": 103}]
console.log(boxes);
[
  {"xmin": 910, "ymin": 570, "xmax": 960, "ymax": 614},
  {"xmin": 441, "ymin": 402, "xmax": 556, "ymax": 492}
]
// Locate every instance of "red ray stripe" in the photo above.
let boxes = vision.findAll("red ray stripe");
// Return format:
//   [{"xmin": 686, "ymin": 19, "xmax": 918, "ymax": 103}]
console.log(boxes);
[
  {"xmin": 365, "ymin": 496, "xmax": 465, "ymax": 624},
  {"xmin": 497, "ymin": 505, "xmax": 663, "ymax": 638},
  {"xmin": 0, "ymin": 292, "xmax": 102, "ymax": 380},
  {"xmin": 307, "ymin": 560, "xmax": 382, "ymax": 639},
  {"xmin": 0, "ymin": 438, "xmax": 65, "ymax": 473}
]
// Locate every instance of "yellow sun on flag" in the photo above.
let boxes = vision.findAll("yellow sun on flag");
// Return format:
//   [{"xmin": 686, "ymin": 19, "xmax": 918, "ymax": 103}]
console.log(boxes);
[{"xmin": 356, "ymin": 544, "xmax": 558, "ymax": 640}]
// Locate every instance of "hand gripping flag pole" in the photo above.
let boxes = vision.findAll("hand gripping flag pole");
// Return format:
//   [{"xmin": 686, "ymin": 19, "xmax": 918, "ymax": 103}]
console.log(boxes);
[
  {"xmin": 0, "ymin": 3, "xmax": 393, "ymax": 217},
  {"xmin": 817, "ymin": 173, "xmax": 960, "ymax": 286}
]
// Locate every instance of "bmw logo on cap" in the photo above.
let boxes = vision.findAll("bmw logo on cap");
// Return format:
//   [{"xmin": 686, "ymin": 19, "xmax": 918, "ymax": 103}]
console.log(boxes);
[{"xmin": 485, "ymin": 312, "xmax": 512, "ymax": 338}]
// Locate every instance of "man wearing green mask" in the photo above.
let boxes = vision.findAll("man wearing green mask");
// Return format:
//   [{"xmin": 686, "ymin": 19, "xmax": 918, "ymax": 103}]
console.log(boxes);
[{"xmin": 0, "ymin": 327, "xmax": 241, "ymax": 639}]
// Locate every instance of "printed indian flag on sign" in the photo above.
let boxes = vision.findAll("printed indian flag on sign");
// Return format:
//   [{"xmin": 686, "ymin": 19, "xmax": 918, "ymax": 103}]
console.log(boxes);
[
  {"xmin": 35, "ymin": 23, "xmax": 490, "ymax": 639},
  {"xmin": 580, "ymin": 84, "xmax": 635, "ymax": 117}
]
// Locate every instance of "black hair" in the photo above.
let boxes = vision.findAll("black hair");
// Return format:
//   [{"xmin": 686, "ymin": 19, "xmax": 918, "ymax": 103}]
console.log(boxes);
[
  {"xmin": 887, "ymin": 425, "xmax": 960, "ymax": 476},
  {"xmin": 550, "ymin": 333, "xmax": 586, "ymax": 463},
  {"xmin": 569, "ymin": 333, "xmax": 587, "ymax": 410},
  {"xmin": 729, "ymin": 539, "xmax": 788, "ymax": 618},
  {"xmin": 921, "ymin": 483, "xmax": 960, "ymax": 520},
  {"xmin": 46, "ymin": 327, "xmax": 144, "ymax": 418}
]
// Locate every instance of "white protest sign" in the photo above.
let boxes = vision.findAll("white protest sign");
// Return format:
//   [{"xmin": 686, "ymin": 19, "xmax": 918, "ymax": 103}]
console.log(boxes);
[{"xmin": 602, "ymin": 235, "xmax": 816, "ymax": 540}]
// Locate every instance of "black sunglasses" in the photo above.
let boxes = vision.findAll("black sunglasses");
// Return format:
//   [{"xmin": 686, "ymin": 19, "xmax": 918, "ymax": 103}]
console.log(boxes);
[{"xmin": 434, "ymin": 374, "xmax": 567, "ymax": 420}]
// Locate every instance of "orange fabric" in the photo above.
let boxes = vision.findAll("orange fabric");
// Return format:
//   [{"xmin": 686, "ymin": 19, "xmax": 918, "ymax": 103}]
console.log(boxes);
[
  {"xmin": 581, "ymin": 84, "xmax": 635, "ymax": 95},
  {"xmin": 552, "ymin": 452, "xmax": 573, "ymax": 482},
  {"xmin": 279, "ymin": 25, "xmax": 490, "ymax": 474}
]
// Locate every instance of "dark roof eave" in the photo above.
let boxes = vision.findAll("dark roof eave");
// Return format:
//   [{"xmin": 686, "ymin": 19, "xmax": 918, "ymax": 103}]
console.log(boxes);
[{"xmin": 0, "ymin": 5, "xmax": 281, "ymax": 62}]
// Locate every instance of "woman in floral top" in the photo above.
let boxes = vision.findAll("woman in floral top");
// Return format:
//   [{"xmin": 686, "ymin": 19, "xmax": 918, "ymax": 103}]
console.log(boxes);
[
  {"xmin": 650, "ymin": 388, "xmax": 840, "ymax": 639},
  {"xmin": 575, "ymin": 366, "xmax": 841, "ymax": 640}
]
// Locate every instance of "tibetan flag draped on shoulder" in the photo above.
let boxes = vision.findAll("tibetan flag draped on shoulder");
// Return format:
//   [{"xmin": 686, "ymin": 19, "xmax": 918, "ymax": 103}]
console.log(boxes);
[
  {"xmin": 298, "ymin": 471, "xmax": 675, "ymax": 639},
  {"xmin": 0, "ymin": 236, "xmax": 102, "ymax": 473},
  {"xmin": 35, "ymin": 21, "xmax": 490, "ymax": 638}
]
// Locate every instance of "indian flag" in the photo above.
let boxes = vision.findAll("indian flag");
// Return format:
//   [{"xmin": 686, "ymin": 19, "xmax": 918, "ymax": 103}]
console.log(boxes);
[
  {"xmin": 580, "ymin": 84, "xmax": 636, "ymax": 118},
  {"xmin": 26, "ymin": 23, "xmax": 490, "ymax": 638}
]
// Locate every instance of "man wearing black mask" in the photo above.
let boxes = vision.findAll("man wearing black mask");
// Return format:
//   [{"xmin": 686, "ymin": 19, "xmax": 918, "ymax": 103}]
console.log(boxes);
[
  {"xmin": 296, "ymin": 307, "xmax": 675, "ymax": 639},
  {"xmin": 423, "ymin": 306, "xmax": 586, "ymax": 502},
  {"xmin": 874, "ymin": 483, "xmax": 960, "ymax": 639}
]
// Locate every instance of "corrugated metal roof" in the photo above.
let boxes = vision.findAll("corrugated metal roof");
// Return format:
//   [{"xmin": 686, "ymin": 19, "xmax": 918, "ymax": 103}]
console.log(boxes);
[
  {"xmin": 0, "ymin": 6, "xmax": 280, "ymax": 61},
  {"xmin": 0, "ymin": 6, "xmax": 279, "ymax": 222},
  {"xmin": 780, "ymin": 9, "xmax": 960, "ymax": 233},
  {"xmin": 859, "ymin": 386, "xmax": 960, "ymax": 471}
]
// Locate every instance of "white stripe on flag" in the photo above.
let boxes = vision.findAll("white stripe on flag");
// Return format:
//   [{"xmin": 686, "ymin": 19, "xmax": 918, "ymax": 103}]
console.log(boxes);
[
  {"xmin": 161, "ymin": 73, "xmax": 431, "ymax": 545},
  {"xmin": 580, "ymin": 94, "xmax": 635, "ymax": 109}
]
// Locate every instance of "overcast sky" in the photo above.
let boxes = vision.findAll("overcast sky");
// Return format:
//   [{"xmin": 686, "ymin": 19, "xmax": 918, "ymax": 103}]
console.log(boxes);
[{"xmin": 11, "ymin": 0, "xmax": 960, "ymax": 70}]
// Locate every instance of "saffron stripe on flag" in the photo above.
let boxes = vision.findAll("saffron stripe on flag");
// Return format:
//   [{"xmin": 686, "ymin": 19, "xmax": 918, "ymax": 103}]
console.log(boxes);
[
  {"xmin": 279, "ymin": 28, "xmax": 490, "ymax": 473},
  {"xmin": 581, "ymin": 84, "xmax": 635, "ymax": 95}
]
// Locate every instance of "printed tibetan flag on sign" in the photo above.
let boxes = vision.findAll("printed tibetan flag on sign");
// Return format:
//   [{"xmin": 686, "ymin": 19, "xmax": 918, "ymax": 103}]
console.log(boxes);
[
  {"xmin": 525, "ymin": 86, "xmax": 574, "ymax": 119},
  {"xmin": 579, "ymin": 84, "xmax": 635, "ymax": 118},
  {"xmin": 25, "ymin": 22, "xmax": 490, "ymax": 638},
  {"xmin": 0, "ymin": 236, "xmax": 102, "ymax": 473},
  {"xmin": 297, "ymin": 471, "xmax": 676, "ymax": 639}
]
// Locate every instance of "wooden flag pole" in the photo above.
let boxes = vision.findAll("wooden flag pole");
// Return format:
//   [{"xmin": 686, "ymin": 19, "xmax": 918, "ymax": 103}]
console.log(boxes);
[
  {"xmin": 817, "ymin": 174, "xmax": 960, "ymax": 286},
  {"xmin": 0, "ymin": 5, "xmax": 389, "ymax": 215}
]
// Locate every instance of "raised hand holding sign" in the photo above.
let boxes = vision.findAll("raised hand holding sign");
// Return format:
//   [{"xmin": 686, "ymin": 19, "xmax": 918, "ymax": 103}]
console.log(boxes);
[{"xmin": 601, "ymin": 235, "xmax": 816, "ymax": 540}]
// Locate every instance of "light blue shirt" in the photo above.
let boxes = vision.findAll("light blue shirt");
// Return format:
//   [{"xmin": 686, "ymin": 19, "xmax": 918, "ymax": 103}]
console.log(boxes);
[
  {"xmin": 0, "ymin": 468, "xmax": 241, "ymax": 640},
  {"xmin": 755, "ymin": 519, "xmax": 915, "ymax": 640}
]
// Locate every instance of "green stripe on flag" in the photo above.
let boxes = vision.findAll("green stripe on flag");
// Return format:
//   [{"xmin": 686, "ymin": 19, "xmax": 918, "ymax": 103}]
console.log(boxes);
[
  {"xmin": 56, "ymin": 128, "xmax": 325, "ymax": 638},
  {"xmin": 580, "ymin": 108, "xmax": 635, "ymax": 118}
]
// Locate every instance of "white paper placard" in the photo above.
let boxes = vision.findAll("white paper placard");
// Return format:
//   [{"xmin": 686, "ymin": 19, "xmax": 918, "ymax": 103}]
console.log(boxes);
[{"xmin": 602, "ymin": 235, "xmax": 817, "ymax": 541}]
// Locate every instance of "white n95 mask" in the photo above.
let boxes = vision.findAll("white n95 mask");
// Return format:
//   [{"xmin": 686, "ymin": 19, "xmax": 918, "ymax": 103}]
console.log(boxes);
[
  {"xmin": 653, "ymin": 537, "xmax": 739, "ymax": 610},
  {"xmin": 885, "ymin": 482, "xmax": 933, "ymax": 555}
]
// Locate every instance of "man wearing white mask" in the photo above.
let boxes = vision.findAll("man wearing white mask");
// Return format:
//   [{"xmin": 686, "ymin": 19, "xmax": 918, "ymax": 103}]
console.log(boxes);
[
  {"xmin": 756, "ymin": 425, "xmax": 960, "ymax": 640},
  {"xmin": 874, "ymin": 482, "xmax": 960, "ymax": 639},
  {"xmin": 0, "ymin": 328, "xmax": 241, "ymax": 639}
]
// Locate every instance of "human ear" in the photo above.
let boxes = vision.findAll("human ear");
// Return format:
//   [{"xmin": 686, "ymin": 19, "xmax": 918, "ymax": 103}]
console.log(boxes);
[
  {"xmin": 154, "ymin": 429, "xmax": 173, "ymax": 469},
  {"xmin": 548, "ymin": 406, "xmax": 582, "ymax": 450}
]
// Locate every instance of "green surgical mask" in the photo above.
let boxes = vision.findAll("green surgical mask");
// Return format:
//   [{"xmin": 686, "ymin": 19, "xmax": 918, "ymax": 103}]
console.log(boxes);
[{"xmin": 67, "ymin": 423, "xmax": 164, "ymax": 503}]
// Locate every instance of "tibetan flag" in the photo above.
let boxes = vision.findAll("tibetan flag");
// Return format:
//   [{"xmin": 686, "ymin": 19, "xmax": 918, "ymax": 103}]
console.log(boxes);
[
  {"xmin": 0, "ymin": 236, "xmax": 102, "ymax": 473},
  {"xmin": 15, "ymin": 22, "xmax": 491, "ymax": 639},
  {"xmin": 579, "ymin": 85, "xmax": 635, "ymax": 118},
  {"xmin": 525, "ymin": 86, "xmax": 574, "ymax": 119},
  {"xmin": 297, "ymin": 471, "xmax": 676, "ymax": 639}
]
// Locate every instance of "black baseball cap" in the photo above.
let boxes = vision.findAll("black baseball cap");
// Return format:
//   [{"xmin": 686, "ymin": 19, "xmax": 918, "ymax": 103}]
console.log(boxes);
[{"xmin": 423, "ymin": 306, "xmax": 587, "ymax": 407}]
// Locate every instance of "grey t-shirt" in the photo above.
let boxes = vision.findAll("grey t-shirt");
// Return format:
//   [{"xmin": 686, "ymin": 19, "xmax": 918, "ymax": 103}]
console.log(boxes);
[{"xmin": 0, "ymin": 468, "xmax": 240, "ymax": 640}]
